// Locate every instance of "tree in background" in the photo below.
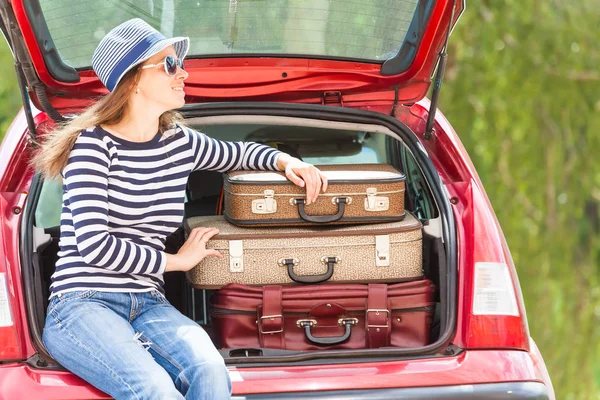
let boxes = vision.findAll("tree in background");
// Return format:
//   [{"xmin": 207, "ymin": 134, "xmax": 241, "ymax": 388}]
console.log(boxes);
[
  {"xmin": 439, "ymin": 2, "xmax": 600, "ymax": 398},
  {"xmin": 0, "ymin": 41, "xmax": 19, "ymax": 136}
]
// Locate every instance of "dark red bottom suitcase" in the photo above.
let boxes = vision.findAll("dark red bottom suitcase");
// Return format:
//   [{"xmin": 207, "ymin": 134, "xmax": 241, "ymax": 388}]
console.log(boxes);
[{"xmin": 209, "ymin": 280, "xmax": 435, "ymax": 350}]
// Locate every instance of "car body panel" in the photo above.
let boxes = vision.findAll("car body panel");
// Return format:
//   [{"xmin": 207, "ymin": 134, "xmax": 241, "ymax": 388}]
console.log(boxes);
[
  {"xmin": 229, "ymin": 383, "xmax": 550, "ymax": 400},
  {"xmin": 0, "ymin": 190, "xmax": 29, "ymax": 361},
  {"xmin": 0, "ymin": 350, "xmax": 550, "ymax": 399}
]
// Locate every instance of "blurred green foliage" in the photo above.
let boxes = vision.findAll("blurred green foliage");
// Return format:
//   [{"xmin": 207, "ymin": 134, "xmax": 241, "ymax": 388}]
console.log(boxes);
[
  {"xmin": 0, "ymin": 1, "xmax": 598, "ymax": 399},
  {"xmin": 0, "ymin": 38, "xmax": 19, "ymax": 136},
  {"xmin": 439, "ymin": 2, "xmax": 600, "ymax": 399}
]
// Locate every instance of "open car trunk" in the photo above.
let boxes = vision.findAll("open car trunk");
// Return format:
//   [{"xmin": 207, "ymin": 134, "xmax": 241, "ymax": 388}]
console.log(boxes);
[{"xmin": 22, "ymin": 103, "xmax": 456, "ymax": 368}]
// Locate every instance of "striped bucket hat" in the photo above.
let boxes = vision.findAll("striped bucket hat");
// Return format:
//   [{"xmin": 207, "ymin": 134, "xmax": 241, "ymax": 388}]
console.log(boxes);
[{"xmin": 92, "ymin": 18, "xmax": 189, "ymax": 92}]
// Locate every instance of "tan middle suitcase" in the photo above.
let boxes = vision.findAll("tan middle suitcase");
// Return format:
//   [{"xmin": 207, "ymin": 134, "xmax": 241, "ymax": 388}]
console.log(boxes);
[
  {"xmin": 184, "ymin": 212, "xmax": 423, "ymax": 289},
  {"xmin": 223, "ymin": 164, "xmax": 406, "ymax": 227}
]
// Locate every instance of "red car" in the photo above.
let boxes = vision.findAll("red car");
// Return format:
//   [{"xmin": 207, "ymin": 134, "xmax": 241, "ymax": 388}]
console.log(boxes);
[{"xmin": 0, "ymin": 0, "xmax": 555, "ymax": 398}]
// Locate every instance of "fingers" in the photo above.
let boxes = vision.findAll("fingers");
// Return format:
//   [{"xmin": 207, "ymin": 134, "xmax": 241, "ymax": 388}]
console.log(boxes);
[
  {"xmin": 189, "ymin": 227, "xmax": 219, "ymax": 247},
  {"xmin": 204, "ymin": 249, "xmax": 224, "ymax": 259},
  {"xmin": 190, "ymin": 227, "xmax": 222, "ymax": 259},
  {"xmin": 287, "ymin": 166, "xmax": 328, "ymax": 205},
  {"xmin": 319, "ymin": 170, "xmax": 328, "ymax": 193},
  {"xmin": 309, "ymin": 168, "xmax": 321, "ymax": 204},
  {"xmin": 301, "ymin": 170, "xmax": 314, "ymax": 204},
  {"xmin": 305, "ymin": 167, "xmax": 327, "ymax": 204},
  {"xmin": 189, "ymin": 227, "xmax": 210, "ymax": 242},
  {"xmin": 285, "ymin": 168, "xmax": 305, "ymax": 188},
  {"xmin": 200, "ymin": 228, "xmax": 220, "ymax": 243},
  {"xmin": 187, "ymin": 227, "xmax": 204, "ymax": 241}
]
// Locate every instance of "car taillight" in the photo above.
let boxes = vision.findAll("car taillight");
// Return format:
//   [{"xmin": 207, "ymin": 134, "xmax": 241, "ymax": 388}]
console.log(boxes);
[
  {"xmin": 0, "ymin": 197, "xmax": 22, "ymax": 360},
  {"xmin": 463, "ymin": 183, "xmax": 530, "ymax": 351}
]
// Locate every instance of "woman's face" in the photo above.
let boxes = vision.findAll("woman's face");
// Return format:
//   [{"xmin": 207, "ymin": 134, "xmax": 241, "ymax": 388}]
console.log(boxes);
[{"xmin": 136, "ymin": 45, "xmax": 188, "ymax": 111}]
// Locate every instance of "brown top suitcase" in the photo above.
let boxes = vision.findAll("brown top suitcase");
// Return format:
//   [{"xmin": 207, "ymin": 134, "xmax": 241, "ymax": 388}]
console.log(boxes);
[
  {"xmin": 223, "ymin": 164, "xmax": 406, "ymax": 227},
  {"xmin": 184, "ymin": 212, "xmax": 423, "ymax": 289}
]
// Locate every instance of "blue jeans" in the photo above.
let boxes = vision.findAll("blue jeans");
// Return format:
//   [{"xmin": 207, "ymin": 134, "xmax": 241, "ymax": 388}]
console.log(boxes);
[{"xmin": 42, "ymin": 289, "xmax": 232, "ymax": 400}]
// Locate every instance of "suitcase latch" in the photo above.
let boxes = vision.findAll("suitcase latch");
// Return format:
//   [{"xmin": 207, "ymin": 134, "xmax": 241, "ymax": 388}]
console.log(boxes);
[
  {"xmin": 229, "ymin": 240, "xmax": 244, "ymax": 272},
  {"xmin": 321, "ymin": 256, "xmax": 341, "ymax": 265},
  {"xmin": 365, "ymin": 188, "xmax": 389, "ymax": 212},
  {"xmin": 296, "ymin": 319, "xmax": 317, "ymax": 328},
  {"xmin": 252, "ymin": 190, "xmax": 277, "ymax": 214},
  {"xmin": 375, "ymin": 235, "xmax": 390, "ymax": 267},
  {"xmin": 278, "ymin": 258, "xmax": 299, "ymax": 267}
]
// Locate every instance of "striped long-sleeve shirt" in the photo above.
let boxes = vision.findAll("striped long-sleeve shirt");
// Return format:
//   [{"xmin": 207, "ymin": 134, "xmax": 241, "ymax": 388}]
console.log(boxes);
[{"xmin": 50, "ymin": 124, "xmax": 283, "ymax": 298}]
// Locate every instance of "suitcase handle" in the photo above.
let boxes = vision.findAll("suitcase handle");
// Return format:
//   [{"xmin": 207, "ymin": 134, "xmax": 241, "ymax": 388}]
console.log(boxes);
[
  {"xmin": 280, "ymin": 257, "xmax": 338, "ymax": 284},
  {"xmin": 293, "ymin": 197, "xmax": 349, "ymax": 223},
  {"xmin": 298, "ymin": 318, "xmax": 358, "ymax": 345}
]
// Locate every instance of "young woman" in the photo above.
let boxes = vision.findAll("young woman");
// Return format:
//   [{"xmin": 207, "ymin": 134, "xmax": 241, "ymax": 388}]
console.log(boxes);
[{"xmin": 32, "ymin": 18, "xmax": 327, "ymax": 400}]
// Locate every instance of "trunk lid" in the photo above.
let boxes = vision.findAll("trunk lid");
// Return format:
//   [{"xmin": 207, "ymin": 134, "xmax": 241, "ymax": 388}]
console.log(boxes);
[{"xmin": 1, "ymin": 0, "xmax": 464, "ymax": 114}]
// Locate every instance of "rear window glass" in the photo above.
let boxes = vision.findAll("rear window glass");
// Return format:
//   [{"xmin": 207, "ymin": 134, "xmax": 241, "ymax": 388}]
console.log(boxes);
[
  {"xmin": 303, "ymin": 147, "xmax": 381, "ymax": 166},
  {"xmin": 39, "ymin": 0, "xmax": 420, "ymax": 68}
]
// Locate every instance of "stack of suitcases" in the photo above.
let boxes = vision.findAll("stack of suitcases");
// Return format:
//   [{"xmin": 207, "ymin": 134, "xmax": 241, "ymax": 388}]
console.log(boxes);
[{"xmin": 184, "ymin": 164, "xmax": 435, "ymax": 350}]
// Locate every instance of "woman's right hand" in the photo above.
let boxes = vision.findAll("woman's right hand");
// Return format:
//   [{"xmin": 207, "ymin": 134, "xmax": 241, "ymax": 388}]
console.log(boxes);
[{"xmin": 165, "ymin": 227, "xmax": 223, "ymax": 272}]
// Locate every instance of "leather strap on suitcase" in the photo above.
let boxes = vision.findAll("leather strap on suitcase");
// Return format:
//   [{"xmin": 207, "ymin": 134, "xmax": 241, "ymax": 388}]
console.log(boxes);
[
  {"xmin": 259, "ymin": 286, "xmax": 285, "ymax": 348},
  {"xmin": 366, "ymin": 284, "xmax": 390, "ymax": 348}
]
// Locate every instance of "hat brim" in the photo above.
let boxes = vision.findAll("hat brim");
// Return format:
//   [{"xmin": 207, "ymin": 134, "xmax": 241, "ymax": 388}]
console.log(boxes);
[
  {"xmin": 139, "ymin": 36, "xmax": 190, "ymax": 65},
  {"xmin": 112, "ymin": 36, "xmax": 190, "ymax": 90}
]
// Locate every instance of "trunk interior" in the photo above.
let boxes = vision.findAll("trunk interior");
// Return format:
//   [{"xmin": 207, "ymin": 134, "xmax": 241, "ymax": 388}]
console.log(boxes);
[{"xmin": 27, "ymin": 110, "xmax": 453, "ymax": 366}]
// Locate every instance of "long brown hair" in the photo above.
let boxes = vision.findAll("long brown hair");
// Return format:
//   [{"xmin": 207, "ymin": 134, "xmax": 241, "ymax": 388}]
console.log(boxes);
[{"xmin": 31, "ymin": 65, "xmax": 183, "ymax": 179}]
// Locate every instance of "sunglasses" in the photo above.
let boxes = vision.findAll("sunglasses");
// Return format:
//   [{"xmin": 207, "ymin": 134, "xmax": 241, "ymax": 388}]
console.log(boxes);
[{"xmin": 141, "ymin": 55, "xmax": 185, "ymax": 76}]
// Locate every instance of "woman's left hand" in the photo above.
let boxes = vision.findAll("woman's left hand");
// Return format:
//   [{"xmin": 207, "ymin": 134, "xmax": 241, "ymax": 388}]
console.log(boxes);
[{"xmin": 277, "ymin": 155, "xmax": 328, "ymax": 205}]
